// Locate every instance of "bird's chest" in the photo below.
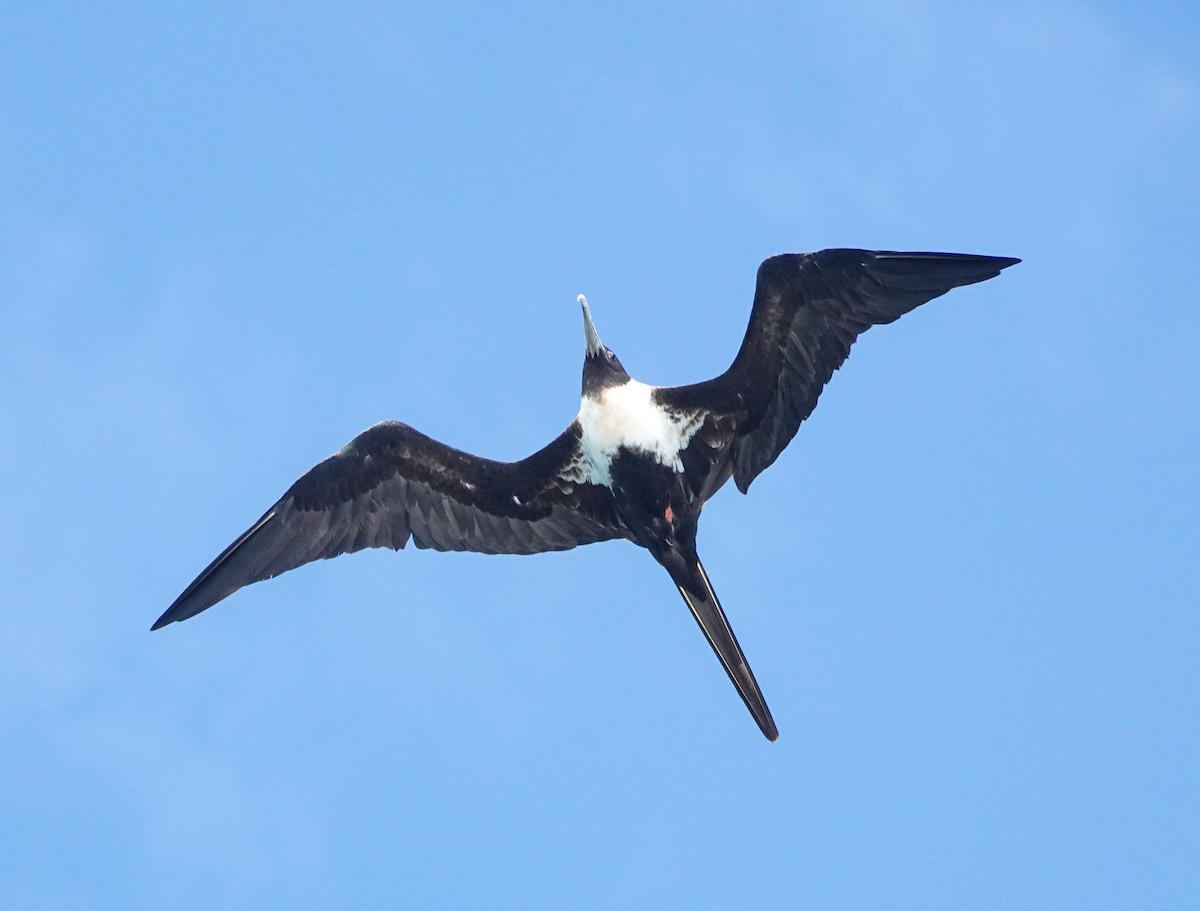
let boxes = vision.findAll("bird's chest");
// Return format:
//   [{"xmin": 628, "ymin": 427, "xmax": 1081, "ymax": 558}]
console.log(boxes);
[{"xmin": 576, "ymin": 381, "xmax": 691, "ymax": 486}]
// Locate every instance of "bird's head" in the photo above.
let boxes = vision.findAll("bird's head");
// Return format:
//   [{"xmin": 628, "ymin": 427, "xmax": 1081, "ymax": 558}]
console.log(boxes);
[{"xmin": 578, "ymin": 294, "xmax": 629, "ymax": 396}]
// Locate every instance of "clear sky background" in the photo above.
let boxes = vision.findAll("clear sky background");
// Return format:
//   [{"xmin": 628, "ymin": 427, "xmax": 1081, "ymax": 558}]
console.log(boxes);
[{"xmin": 2, "ymin": 3, "xmax": 1197, "ymax": 908}]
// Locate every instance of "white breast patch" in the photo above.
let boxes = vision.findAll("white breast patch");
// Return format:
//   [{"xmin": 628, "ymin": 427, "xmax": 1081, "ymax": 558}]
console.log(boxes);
[{"xmin": 573, "ymin": 380, "xmax": 703, "ymax": 486}]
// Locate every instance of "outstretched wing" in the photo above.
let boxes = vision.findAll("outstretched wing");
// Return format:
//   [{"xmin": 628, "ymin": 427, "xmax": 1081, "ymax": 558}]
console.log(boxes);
[
  {"xmin": 153, "ymin": 420, "xmax": 625, "ymax": 629},
  {"xmin": 659, "ymin": 249, "xmax": 1020, "ymax": 500}
]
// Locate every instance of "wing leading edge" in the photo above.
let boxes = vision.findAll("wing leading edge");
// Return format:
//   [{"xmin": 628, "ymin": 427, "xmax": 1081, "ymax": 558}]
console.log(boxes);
[
  {"xmin": 660, "ymin": 249, "xmax": 1020, "ymax": 501},
  {"xmin": 152, "ymin": 420, "xmax": 625, "ymax": 629}
]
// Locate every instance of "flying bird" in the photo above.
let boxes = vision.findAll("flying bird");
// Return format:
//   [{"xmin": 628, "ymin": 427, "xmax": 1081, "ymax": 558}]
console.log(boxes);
[{"xmin": 154, "ymin": 248, "xmax": 1019, "ymax": 740}]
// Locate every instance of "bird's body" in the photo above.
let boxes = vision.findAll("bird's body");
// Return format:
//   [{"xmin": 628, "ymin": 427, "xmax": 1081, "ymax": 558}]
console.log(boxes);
[
  {"xmin": 577, "ymin": 378, "xmax": 703, "ymax": 483},
  {"xmin": 154, "ymin": 249, "xmax": 1019, "ymax": 740}
]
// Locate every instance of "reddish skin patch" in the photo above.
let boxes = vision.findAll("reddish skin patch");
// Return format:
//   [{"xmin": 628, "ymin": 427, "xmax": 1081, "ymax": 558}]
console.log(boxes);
[{"xmin": 664, "ymin": 505, "xmax": 674, "ymax": 523}]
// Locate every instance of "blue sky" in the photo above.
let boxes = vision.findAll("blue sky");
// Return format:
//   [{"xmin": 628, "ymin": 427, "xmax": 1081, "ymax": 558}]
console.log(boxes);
[{"xmin": 2, "ymin": 2, "xmax": 1197, "ymax": 908}]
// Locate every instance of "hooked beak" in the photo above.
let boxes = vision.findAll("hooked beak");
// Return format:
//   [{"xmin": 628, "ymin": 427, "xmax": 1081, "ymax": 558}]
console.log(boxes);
[{"xmin": 578, "ymin": 294, "xmax": 603, "ymax": 356}]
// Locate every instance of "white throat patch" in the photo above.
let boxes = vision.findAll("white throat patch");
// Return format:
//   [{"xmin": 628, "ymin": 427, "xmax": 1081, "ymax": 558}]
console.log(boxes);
[{"xmin": 572, "ymin": 379, "xmax": 703, "ymax": 486}]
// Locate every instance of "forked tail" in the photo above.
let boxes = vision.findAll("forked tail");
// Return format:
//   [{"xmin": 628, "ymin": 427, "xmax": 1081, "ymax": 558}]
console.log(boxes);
[{"xmin": 674, "ymin": 560, "xmax": 778, "ymax": 741}]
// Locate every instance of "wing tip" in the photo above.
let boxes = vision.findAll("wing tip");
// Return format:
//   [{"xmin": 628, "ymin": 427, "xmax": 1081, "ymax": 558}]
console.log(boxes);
[
  {"xmin": 150, "ymin": 508, "xmax": 281, "ymax": 631},
  {"xmin": 877, "ymin": 249, "xmax": 1021, "ymax": 274},
  {"xmin": 978, "ymin": 254, "xmax": 1021, "ymax": 273},
  {"xmin": 150, "ymin": 595, "xmax": 197, "ymax": 631}
]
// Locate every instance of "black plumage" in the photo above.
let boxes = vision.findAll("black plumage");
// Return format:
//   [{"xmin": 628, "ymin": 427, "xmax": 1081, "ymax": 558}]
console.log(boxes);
[
  {"xmin": 662, "ymin": 250, "xmax": 1020, "ymax": 497},
  {"xmin": 153, "ymin": 422, "xmax": 624, "ymax": 628},
  {"xmin": 154, "ymin": 248, "xmax": 1019, "ymax": 740}
]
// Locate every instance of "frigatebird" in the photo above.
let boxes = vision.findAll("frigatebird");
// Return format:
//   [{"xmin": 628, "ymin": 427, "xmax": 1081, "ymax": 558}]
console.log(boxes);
[{"xmin": 154, "ymin": 248, "xmax": 1019, "ymax": 740}]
